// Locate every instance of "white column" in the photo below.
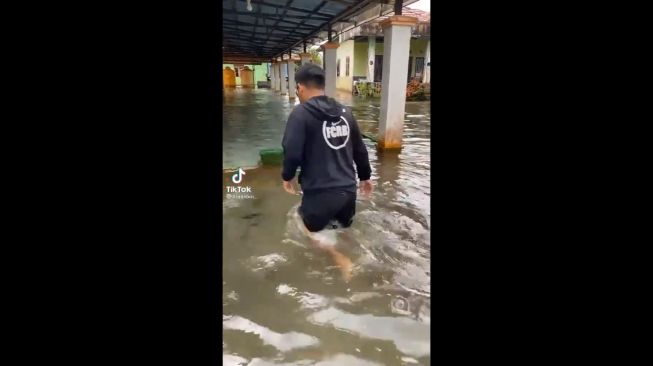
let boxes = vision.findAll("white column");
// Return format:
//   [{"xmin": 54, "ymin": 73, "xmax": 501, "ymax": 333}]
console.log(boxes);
[
  {"xmin": 276, "ymin": 62, "xmax": 281, "ymax": 92},
  {"xmin": 287, "ymin": 60, "xmax": 296, "ymax": 99},
  {"xmin": 378, "ymin": 16, "xmax": 418, "ymax": 150},
  {"xmin": 423, "ymin": 40, "xmax": 430, "ymax": 84},
  {"xmin": 322, "ymin": 42, "xmax": 339, "ymax": 98},
  {"xmin": 270, "ymin": 62, "xmax": 277, "ymax": 90},
  {"xmin": 275, "ymin": 61, "xmax": 282, "ymax": 92},
  {"xmin": 367, "ymin": 36, "xmax": 376, "ymax": 82},
  {"xmin": 272, "ymin": 62, "xmax": 278, "ymax": 91},
  {"xmin": 270, "ymin": 62, "xmax": 276, "ymax": 90},
  {"xmin": 299, "ymin": 53, "xmax": 311, "ymax": 65},
  {"xmin": 280, "ymin": 59, "xmax": 288, "ymax": 96}
]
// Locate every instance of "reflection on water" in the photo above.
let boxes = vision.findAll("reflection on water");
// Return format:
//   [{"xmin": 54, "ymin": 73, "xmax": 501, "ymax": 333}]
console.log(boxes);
[
  {"xmin": 223, "ymin": 88, "xmax": 430, "ymax": 365},
  {"xmin": 309, "ymin": 307, "xmax": 430, "ymax": 358},
  {"xmin": 223, "ymin": 89, "xmax": 299, "ymax": 169}
]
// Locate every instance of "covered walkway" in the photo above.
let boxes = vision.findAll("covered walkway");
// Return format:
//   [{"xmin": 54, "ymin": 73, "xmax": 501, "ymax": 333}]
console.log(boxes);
[{"xmin": 222, "ymin": 0, "xmax": 430, "ymax": 150}]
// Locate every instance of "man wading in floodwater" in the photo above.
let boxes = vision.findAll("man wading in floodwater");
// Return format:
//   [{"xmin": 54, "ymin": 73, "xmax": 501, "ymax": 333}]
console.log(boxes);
[{"xmin": 281, "ymin": 64, "xmax": 373, "ymax": 281}]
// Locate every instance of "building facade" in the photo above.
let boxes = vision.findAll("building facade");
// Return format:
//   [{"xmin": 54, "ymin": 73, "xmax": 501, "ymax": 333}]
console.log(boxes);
[{"xmin": 334, "ymin": 8, "xmax": 431, "ymax": 93}]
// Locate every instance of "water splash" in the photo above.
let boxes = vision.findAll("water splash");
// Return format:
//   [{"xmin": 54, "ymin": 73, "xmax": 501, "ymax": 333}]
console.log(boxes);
[{"xmin": 223, "ymin": 315, "xmax": 320, "ymax": 352}]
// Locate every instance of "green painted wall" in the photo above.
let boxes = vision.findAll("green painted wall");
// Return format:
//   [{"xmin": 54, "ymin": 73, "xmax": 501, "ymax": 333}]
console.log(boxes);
[
  {"xmin": 408, "ymin": 39, "xmax": 429, "ymax": 58},
  {"xmin": 408, "ymin": 39, "xmax": 429, "ymax": 80},
  {"xmin": 371, "ymin": 39, "xmax": 430, "ymax": 79},
  {"xmin": 353, "ymin": 42, "xmax": 368, "ymax": 77},
  {"xmin": 330, "ymin": 38, "xmax": 431, "ymax": 89},
  {"xmin": 252, "ymin": 64, "xmax": 269, "ymax": 84},
  {"xmin": 372, "ymin": 39, "xmax": 428, "ymax": 57},
  {"xmin": 335, "ymin": 40, "xmax": 355, "ymax": 92}
]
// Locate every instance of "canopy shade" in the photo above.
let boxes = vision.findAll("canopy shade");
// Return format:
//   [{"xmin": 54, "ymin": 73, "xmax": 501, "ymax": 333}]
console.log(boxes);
[{"xmin": 222, "ymin": 0, "xmax": 417, "ymax": 60}]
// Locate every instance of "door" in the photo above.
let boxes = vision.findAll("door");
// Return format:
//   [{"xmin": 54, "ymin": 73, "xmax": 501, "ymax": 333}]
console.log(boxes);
[
  {"xmin": 415, "ymin": 57, "xmax": 425, "ymax": 80},
  {"xmin": 374, "ymin": 55, "xmax": 383, "ymax": 82}
]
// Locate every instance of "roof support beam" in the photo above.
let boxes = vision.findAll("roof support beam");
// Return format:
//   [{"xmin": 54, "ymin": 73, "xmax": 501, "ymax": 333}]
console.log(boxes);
[
  {"xmin": 251, "ymin": 0, "xmax": 262, "ymax": 40},
  {"xmin": 284, "ymin": 0, "xmax": 376, "ymax": 56},
  {"xmin": 222, "ymin": 40, "xmax": 280, "ymax": 48},
  {"xmin": 222, "ymin": 34, "xmax": 282, "ymax": 45},
  {"xmin": 395, "ymin": 0, "xmax": 403, "ymax": 15},
  {"xmin": 274, "ymin": 1, "xmax": 330, "ymax": 49},
  {"xmin": 223, "ymin": 54, "xmax": 269, "ymax": 63},
  {"xmin": 222, "ymin": 23, "xmax": 298, "ymax": 37},
  {"xmin": 252, "ymin": 0, "xmax": 339, "ymax": 19},
  {"xmin": 268, "ymin": 16, "xmax": 325, "ymax": 28},
  {"xmin": 229, "ymin": 23, "xmax": 314, "ymax": 32},
  {"xmin": 325, "ymin": 0, "xmax": 355, "ymax": 4},
  {"xmin": 264, "ymin": 0, "xmax": 295, "ymax": 59},
  {"xmin": 224, "ymin": 9, "xmax": 331, "ymax": 21}
]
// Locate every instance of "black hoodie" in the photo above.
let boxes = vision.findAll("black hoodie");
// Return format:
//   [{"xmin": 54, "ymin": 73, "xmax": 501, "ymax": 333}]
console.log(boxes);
[{"xmin": 282, "ymin": 96, "xmax": 371, "ymax": 193}]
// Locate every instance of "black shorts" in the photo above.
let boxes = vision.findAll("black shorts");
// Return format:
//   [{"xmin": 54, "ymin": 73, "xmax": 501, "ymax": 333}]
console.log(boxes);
[{"xmin": 299, "ymin": 190, "xmax": 356, "ymax": 232}]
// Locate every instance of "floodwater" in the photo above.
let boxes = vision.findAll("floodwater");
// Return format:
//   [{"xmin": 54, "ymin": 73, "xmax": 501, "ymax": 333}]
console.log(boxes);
[{"xmin": 223, "ymin": 88, "xmax": 431, "ymax": 366}]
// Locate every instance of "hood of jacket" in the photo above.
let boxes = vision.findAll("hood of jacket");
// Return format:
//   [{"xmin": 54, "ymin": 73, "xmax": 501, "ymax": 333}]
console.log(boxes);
[{"xmin": 302, "ymin": 95, "xmax": 342, "ymax": 121}]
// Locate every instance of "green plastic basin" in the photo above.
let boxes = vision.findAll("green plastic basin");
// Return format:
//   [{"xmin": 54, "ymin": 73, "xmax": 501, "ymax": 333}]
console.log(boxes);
[{"xmin": 259, "ymin": 148, "xmax": 283, "ymax": 166}]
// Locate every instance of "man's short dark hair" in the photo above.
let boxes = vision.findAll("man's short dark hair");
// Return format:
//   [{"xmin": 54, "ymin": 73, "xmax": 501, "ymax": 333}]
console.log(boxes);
[{"xmin": 295, "ymin": 63, "xmax": 325, "ymax": 89}]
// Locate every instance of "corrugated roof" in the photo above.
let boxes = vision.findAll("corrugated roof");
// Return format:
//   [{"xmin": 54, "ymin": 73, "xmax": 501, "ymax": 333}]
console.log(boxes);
[{"xmin": 223, "ymin": 0, "xmax": 375, "ymax": 59}]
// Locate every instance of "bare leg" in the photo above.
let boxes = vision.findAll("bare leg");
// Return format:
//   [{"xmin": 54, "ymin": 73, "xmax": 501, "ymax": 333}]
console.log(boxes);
[
  {"xmin": 320, "ymin": 245, "xmax": 353, "ymax": 283},
  {"xmin": 339, "ymin": 229, "xmax": 357, "ymax": 246},
  {"xmin": 297, "ymin": 217, "xmax": 353, "ymax": 282}
]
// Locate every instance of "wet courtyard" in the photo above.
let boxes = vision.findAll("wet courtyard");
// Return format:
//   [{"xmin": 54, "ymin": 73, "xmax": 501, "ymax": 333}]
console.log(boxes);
[{"xmin": 223, "ymin": 88, "xmax": 431, "ymax": 366}]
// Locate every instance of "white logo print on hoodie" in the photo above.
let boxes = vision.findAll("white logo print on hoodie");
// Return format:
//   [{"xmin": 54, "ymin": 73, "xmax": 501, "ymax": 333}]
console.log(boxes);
[{"xmin": 322, "ymin": 109, "xmax": 350, "ymax": 150}]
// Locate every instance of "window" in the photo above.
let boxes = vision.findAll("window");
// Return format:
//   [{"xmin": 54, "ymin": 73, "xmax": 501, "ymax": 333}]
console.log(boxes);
[
  {"xmin": 337, "ymin": 59, "xmax": 340, "ymax": 77},
  {"xmin": 346, "ymin": 56, "xmax": 350, "ymax": 76}
]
